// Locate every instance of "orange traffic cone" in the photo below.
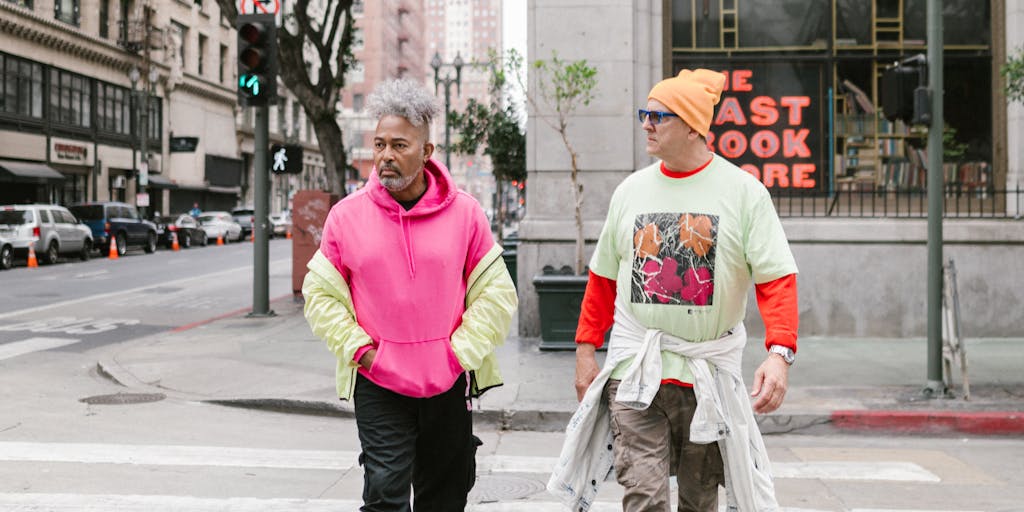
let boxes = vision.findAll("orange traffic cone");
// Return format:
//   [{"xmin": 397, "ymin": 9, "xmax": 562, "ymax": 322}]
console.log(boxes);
[
  {"xmin": 250, "ymin": 232, "xmax": 255, "ymax": 242},
  {"xmin": 171, "ymin": 231, "xmax": 180, "ymax": 251},
  {"xmin": 108, "ymin": 236, "xmax": 119, "ymax": 260},
  {"xmin": 26, "ymin": 244, "xmax": 38, "ymax": 268},
  {"xmin": 285, "ymin": 230, "xmax": 291, "ymax": 240},
  {"xmin": 216, "ymin": 233, "xmax": 224, "ymax": 246}
]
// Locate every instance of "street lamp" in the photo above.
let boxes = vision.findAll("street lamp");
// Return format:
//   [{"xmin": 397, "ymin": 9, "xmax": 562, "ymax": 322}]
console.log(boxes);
[
  {"xmin": 129, "ymin": 65, "xmax": 158, "ymax": 219},
  {"xmin": 430, "ymin": 51, "xmax": 463, "ymax": 170}
]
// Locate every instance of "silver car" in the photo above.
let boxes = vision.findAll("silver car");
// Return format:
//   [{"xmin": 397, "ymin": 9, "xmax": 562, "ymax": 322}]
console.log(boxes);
[
  {"xmin": 196, "ymin": 211, "xmax": 243, "ymax": 243},
  {"xmin": 0, "ymin": 204, "xmax": 94, "ymax": 265}
]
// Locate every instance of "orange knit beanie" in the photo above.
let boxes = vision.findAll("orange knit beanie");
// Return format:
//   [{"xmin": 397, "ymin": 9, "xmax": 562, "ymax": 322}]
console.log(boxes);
[{"xmin": 647, "ymin": 69, "xmax": 726, "ymax": 137}]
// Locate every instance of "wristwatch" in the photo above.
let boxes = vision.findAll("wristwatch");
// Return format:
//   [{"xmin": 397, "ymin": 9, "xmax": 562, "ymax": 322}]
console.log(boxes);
[{"xmin": 769, "ymin": 345, "xmax": 796, "ymax": 365}]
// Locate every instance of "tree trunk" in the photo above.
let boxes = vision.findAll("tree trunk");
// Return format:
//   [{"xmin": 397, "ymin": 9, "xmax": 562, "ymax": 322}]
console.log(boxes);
[{"xmin": 311, "ymin": 118, "xmax": 346, "ymax": 196}]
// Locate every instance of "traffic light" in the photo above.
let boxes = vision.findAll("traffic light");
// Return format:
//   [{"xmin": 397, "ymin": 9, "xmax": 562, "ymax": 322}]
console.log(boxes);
[
  {"xmin": 236, "ymin": 13, "xmax": 278, "ymax": 107},
  {"xmin": 270, "ymin": 144, "xmax": 303, "ymax": 174}
]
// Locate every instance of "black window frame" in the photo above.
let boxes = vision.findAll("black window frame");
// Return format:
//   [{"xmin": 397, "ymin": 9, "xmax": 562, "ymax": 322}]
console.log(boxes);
[
  {"xmin": 0, "ymin": 52, "xmax": 45, "ymax": 120},
  {"xmin": 54, "ymin": 0, "xmax": 81, "ymax": 26},
  {"xmin": 95, "ymin": 82, "xmax": 132, "ymax": 135},
  {"xmin": 49, "ymin": 67, "xmax": 92, "ymax": 129}
]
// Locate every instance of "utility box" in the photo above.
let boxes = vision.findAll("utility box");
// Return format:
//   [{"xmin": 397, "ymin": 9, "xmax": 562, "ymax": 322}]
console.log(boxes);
[{"xmin": 291, "ymin": 189, "xmax": 339, "ymax": 295}]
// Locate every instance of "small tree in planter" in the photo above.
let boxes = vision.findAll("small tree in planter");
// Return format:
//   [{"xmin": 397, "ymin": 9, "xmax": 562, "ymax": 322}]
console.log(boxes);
[
  {"xmin": 509, "ymin": 50, "xmax": 598, "ymax": 347},
  {"xmin": 512, "ymin": 50, "xmax": 598, "ymax": 275}
]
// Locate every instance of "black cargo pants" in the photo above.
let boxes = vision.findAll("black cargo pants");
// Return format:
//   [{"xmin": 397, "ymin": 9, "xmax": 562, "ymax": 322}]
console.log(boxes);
[{"xmin": 354, "ymin": 372, "xmax": 479, "ymax": 512}]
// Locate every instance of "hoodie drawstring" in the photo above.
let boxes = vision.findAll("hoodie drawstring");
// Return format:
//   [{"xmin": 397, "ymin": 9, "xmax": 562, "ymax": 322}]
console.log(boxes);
[{"xmin": 400, "ymin": 212, "xmax": 416, "ymax": 277}]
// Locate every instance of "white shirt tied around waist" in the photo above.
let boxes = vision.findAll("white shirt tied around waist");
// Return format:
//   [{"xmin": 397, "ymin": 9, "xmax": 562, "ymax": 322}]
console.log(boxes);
[{"xmin": 547, "ymin": 297, "xmax": 780, "ymax": 512}]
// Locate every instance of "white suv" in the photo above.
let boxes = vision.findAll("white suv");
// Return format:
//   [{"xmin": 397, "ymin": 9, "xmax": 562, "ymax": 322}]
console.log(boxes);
[{"xmin": 0, "ymin": 204, "xmax": 94, "ymax": 266}]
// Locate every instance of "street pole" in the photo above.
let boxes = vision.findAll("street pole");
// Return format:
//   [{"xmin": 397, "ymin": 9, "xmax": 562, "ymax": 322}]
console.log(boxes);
[
  {"xmin": 443, "ymin": 82, "xmax": 453, "ymax": 169},
  {"xmin": 430, "ymin": 52, "xmax": 463, "ymax": 170},
  {"xmin": 924, "ymin": 0, "xmax": 945, "ymax": 397},
  {"xmin": 250, "ymin": 104, "xmax": 274, "ymax": 317},
  {"xmin": 139, "ymin": 86, "xmax": 148, "ymax": 220}
]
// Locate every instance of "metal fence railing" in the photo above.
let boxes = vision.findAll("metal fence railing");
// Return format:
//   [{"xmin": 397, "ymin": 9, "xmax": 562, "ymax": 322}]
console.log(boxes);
[{"xmin": 771, "ymin": 185, "xmax": 1023, "ymax": 219}]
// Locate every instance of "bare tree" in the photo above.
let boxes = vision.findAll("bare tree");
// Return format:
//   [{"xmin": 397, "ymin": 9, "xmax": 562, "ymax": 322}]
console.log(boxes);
[{"xmin": 217, "ymin": 0, "xmax": 358, "ymax": 195}]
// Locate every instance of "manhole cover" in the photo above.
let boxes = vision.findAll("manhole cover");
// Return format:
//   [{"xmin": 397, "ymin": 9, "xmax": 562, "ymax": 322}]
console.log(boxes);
[
  {"xmin": 80, "ymin": 392, "xmax": 166, "ymax": 405},
  {"xmin": 469, "ymin": 474, "xmax": 546, "ymax": 503}
]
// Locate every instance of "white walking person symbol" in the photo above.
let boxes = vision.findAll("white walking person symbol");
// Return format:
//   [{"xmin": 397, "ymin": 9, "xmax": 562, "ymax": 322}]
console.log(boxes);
[{"xmin": 273, "ymin": 147, "xmax": 288, "ymax": 172}]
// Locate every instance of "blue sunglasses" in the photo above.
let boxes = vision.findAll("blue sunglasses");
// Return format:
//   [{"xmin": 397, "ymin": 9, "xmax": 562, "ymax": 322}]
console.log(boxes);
[{"xmin": 638, "ymin": 109, "xmax": 679, "ymax": 125}]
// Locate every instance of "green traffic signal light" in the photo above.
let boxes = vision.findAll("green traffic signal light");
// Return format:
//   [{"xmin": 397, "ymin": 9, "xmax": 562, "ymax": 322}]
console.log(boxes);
[{"xmin": 236, "ymin": 14, "xmax": 277, "ymax": 107}]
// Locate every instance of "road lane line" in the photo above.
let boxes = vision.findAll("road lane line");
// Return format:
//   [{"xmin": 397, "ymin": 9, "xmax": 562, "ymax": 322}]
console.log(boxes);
[
  {"xmin": 0, "ymin": 258, "xmax": 290, "ymax": 321},
  {"xmin": 0, "ymin": 337, "xmax": 82, "ymax": 361},
  {"xmin": 0, "ymin": 442, "xmax": 942, "ymax": 482}
]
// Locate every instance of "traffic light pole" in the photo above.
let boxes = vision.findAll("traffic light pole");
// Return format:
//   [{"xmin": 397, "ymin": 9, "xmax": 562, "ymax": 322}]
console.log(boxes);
[
  {"xmin": 250, "ymin": 104, "xmax": 274, "ymax": 317},
  {"xmin": 923, "ymin": 0, "xmax": 944, "ymax": 397}
]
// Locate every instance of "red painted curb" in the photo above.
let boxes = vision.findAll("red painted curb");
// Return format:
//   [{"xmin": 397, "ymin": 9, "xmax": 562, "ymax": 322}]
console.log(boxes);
[
  {"xmin": 831, "ymin": 410, "xmax": 1024, "ymax": 436},
  {"xmin": 169, "ymin": 293, "xmax": 296, "ymax": 333}
]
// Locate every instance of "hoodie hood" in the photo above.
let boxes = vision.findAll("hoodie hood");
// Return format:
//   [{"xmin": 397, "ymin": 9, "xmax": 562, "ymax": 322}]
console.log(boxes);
[
  {"xmin": 366, "ymin": 157, "xmax": 457, "ymax": 217},
  {"xmin": 365, "ymin": 157, "xmax": 458, "ymax": 277}
]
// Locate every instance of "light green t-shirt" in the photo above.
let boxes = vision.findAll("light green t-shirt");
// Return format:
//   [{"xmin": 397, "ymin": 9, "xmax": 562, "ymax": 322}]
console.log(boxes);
[{"xmin": 591, "ymin": 155, "xmax": 798, "ymax": 383}]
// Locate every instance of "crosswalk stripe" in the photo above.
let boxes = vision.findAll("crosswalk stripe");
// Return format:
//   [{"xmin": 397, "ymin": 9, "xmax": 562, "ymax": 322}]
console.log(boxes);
[
  {"xmin": 0, "ymin": 494, "xmax": 981, "ymax": 512},
  {"xmin": 0, "ymin": 337, "xmax": 81, "ymax": 361},
  {"xmin": 0, "ymin": 441, "xmax": 941, "ymax": 483}
]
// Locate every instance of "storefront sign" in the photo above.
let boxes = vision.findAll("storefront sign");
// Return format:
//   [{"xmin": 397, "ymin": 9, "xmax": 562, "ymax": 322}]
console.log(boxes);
[
  {"xmin": 170, "ymin": 136, "xmax": 199, "ymax": 152},
  {"xmin": 50, "ymin": 137, "xmax": 94, "ymax": 166},
  {"xmin": 705, "ymin": 63, "xmax": 825, "ymax": 191}
]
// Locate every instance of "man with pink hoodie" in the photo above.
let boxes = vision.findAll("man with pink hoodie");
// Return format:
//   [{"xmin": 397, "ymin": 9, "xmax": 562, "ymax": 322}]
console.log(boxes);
[{"xmin": 302, "ymin": 79, "xmax": 517, "ymax": 511}]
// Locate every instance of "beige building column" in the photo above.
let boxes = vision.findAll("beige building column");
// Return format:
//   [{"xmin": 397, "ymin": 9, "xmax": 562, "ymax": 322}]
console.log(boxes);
[{"xmin": 517, "ymin": 0, "xmax": 665, "ymax": 336}]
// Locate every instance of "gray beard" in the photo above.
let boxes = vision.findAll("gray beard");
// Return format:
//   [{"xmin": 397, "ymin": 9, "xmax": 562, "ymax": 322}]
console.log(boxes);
[{"xmin": 380, "ymin": 172, "xmax": 418, "ymax": 192}]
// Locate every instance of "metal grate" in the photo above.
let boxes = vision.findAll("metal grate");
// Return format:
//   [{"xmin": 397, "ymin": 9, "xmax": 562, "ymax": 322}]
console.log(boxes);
[{"xmin": 80, "ymin": 393, "xmax": 166, "ymax": 405}]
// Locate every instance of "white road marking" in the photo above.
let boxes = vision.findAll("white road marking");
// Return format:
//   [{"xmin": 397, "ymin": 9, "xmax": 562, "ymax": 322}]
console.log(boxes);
[
  {"xmin": 73, "ymin": 270, "xmax": 110, "ymax": 279},
  {"xmin": 0, "ymin": 337, "xmax": 82, "ymax": 361},
  {"xmin": 0, "ymin": 494, "xmax": 979, "ymax": 512},
  {"xmin": 0, "ymin": 442, "xmax": 941, "ymax": 483},
  {"xmin": 0, "ymin": 442, "xmax": 353, "ymax": 470}
]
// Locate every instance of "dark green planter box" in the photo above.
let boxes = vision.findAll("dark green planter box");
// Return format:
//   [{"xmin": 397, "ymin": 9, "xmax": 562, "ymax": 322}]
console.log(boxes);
[{"xmin": 533, "ymin": 272, "xmax": 588, "ymax": 350}]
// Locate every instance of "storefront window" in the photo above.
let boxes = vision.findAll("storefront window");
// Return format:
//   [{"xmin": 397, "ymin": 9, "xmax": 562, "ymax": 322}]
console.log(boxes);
[
  {"xmin": 672, "ymin": 0, "xmax": 829, "ymax": 49},
  {"xmin": 0, "ymin": 53, "xmax": 44, "ymax": 119}
]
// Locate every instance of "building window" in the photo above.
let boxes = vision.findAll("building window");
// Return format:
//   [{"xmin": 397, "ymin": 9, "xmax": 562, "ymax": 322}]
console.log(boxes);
[
  {"xmin": 145, "ymin": 95, "xmax": 162, "ymax": 143},
  {"xmin": 99, "ymin": 0, "xmax": 110, "ymax": 38},
  {"xmin": 219, "ymin": 44, "xmax": 228, "ymax": 83},
  {"xmin": 292, "ymin": 99, "xmax": 300, "ymax": 138},
  {"xmin": 352, "ymin": 93, "xmax": 364, "ymax": 112},
  {"xmin": 1, "ymin": 53, "xmax": 45, "ymax": 119},
  {"xmin": 96, "ymin": 82, "xmax": 131, "ymax": 134},
  {"xmin": 198, "ymin": 34, "xmax": 208, "ymax": 78},
  {"xmin": 54, "ymin": 0, "xmax": 80, "ymax": 25},
  {"xmin": 4, "ymin": 0, "xmax": 33, "ymax": 8},
  {"xmin": 49, "ymin": 68, "xmax": 91, "ymax": 128}
]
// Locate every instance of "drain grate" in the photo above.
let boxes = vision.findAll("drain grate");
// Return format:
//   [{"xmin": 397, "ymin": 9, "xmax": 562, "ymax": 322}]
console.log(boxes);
[
  {"xmin": 469, "ymin": 474, "xmax": 546, "ymax": 503},
  {"xmin": 140, "ymin": 287, "xmax": 184, "ymax": 294},
  {"xmin": 80, "ymin": 392, "xmax": 166, "ymax": 405}
]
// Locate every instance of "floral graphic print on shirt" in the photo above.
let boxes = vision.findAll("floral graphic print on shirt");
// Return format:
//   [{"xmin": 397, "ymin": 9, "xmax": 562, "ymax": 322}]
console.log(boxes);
[{"xmin": 630, "ymin": 212, "xmax": 718, "ymax": 306}]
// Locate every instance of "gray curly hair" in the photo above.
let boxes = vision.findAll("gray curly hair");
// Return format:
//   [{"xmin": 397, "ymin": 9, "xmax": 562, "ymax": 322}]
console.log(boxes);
[{"xmin": 365, "ymin": 79, "xmax": 441, "ymax": 127}]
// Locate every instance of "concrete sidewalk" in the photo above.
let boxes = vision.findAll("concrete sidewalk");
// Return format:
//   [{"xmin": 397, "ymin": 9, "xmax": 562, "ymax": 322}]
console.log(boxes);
[{"xmin": 96, "ymin": 296, "xmax": 1024, "ymax": 436}]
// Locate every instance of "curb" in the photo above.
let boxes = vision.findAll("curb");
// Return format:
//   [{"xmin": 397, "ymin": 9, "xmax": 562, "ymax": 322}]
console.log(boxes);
[{"xmin": 831, "ymin": 409, "xmax": 1024, "ymax": 436}]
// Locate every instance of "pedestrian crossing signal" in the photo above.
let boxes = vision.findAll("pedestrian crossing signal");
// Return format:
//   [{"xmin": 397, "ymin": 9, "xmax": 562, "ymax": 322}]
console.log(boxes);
[
  {"xmin": 236, "ymin": 13, "xmax": 278, "ymax": 107},
  {"xmin": 270, "ymin": 144, "xmax": 303, "ymax": 174}
]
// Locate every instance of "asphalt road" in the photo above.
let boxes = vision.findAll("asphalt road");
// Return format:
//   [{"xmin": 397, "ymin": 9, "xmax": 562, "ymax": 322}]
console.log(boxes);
[{"xmin": 0, "ymin": 238, "xmax": 294, "ymax": 352}]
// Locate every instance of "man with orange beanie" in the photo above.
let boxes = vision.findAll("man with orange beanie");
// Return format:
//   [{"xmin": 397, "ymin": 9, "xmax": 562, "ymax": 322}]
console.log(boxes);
[{"xmin": 548, "ymin": 69, "xmax": 798, "ymax": 511}]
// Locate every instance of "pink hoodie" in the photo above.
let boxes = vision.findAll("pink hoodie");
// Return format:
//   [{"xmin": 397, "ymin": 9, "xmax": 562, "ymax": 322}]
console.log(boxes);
[{"xmin": 319, "ymin": 158, "xmax": 495, "ymax": 398}]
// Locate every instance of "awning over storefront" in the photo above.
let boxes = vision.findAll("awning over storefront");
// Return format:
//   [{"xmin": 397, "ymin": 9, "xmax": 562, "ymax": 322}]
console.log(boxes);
[
  {"xmin": 146, "ymin": 174, "xmax": 177, "ymax": 189},
  {"xmin": 0, "ymin": 159, "xmax": 66, "ymax": 184}
]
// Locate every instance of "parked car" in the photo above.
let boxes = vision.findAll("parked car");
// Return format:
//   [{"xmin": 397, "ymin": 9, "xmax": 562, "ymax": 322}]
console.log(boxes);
[
  {"xmin": 154, "ymin": 213, "xmax": 208, "ymax": 249},
  {"xmin": 68, "ymin": 201, "xmax": 158, "ymax": 256},
  {"xmin": 230, "ymin": 207, "xmax": 255, "ymax": 239},
  {"xmin": 0, "ymin": 235, "xmax": 19, "ymax": 270},
  {"xmin": 0, "ymin": 204, "xmax": 94, "ymax": 265},
  {"xmin": 269, "ymin": 212, "xmax": 291, "ymax": 238},
  {"xmin": 196, "ymin": 211, "xmax": 243, "ymax": 243}
]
